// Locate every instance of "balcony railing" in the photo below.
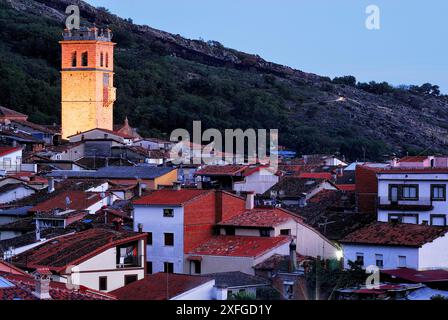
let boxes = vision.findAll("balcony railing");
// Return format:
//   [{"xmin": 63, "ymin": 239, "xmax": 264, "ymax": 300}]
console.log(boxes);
[
  {"xmin": 378, "ymin": 197, "xmax": 434, "ymax": 211},
  {"xmin": 116, "ymin": 255, "xmax": 143, "ymax": 268}
]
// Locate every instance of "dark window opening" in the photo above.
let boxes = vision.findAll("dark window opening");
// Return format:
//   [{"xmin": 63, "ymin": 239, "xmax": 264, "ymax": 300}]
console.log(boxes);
[
  {"xmin": 71, "ymin": 52, "xmax": 77, "ymax": 67},
  {"xmin": 147, "ymin": 232, "xmax": 153, "ymax": 245},
  {"xmin": 356, "ymin": 253, "xmax": 364, "ymax": 266},
  {"xmin": 193, "ymin": 261, "xmax": 201, "ymax": 274},
  {"xmin": 81, "ymin": 51, "xmax": 88, "ymax": 66},
  {"xmin": 124, "ymin": 275, "xmax": 138, "ymax": 286},
  {"xmin": 164, "ymin": 233, "xmax": 174, "ymax": 246},
  {"xmin": 106, "ymin": 53, "xmax": 109, "ymax": 68},
  {"xmin": 280, "ymin": 229, "xmax": 291, "ymax": 236},
  {"xmin": 100, "ymin": 52, "xmax": 104, "ymax": 67},
  {"xmin": 146, "ymin": 261, "xmax": 153, "ymax": 274},
  {"xmin": 260, "ymin": 229, "xmax": 271, "ymax": 237},
  {"xmin": 163, "ymin": 209, "xmax": 174, "ymax": 218},
  {"xmin": 224, "ymin": 227, "xmax": 235, "ymax": 236},
  {"xmin": 375, "ymin": 254, "xmax": 384, "ymax": 268},
  {"xmin": 164, "ymin": 262, "xmax": 174, "ymax": 273},
  {"xmin": 99, "ymin": 276, "xmax": 107, "ymax": 291}
]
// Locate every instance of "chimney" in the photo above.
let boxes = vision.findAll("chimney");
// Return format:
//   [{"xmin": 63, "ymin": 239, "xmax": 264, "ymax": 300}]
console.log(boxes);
[
  {"xmin": 289, "ymin": 239, "xmax": 298, "ymax": 273},
  {"xmin": 173, "ymin": 182, "xmax": 181, "ymax": 191},
  {"xmin": 137, "ymin": 223, "xmax": 143, "ymax": 233},
  {"xmin": 214, "ymin": 284, "xmax": 228, "ymax": 301},
  {"xmin": 35, "ymin": 223, "xmax": 41, "ymax": 242},
  {"xmin": 337, "ymin": 166, "xmax": 344, "ymax": 177},
  {"xmin": 391, "ymin": 158, "xmax": 398, "ymax": 168},
  {"xmin": 246, "ymin": 192, "xmax": 255, "ymax": 210},
  {"xmin": 137, "ymin": 180, "xmax": 143, "ymax": 197},
  {"xmin": 32, "ymin": 269, "xmax": 52, "ymax": 300},
  {"xmin": 47, "ymin": 177, "xmax": 55, "ymax": 193}
]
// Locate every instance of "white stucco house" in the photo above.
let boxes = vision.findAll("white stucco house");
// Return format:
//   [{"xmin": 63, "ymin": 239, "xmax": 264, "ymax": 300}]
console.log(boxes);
[
  {"xmin": 377, "ymin": 169, "xmax": 448, "ymax": 226},
  {"xmin": 10, "ymin": 228, "xmax": 147, "ymax": 293},
  {"xmin": 341, "ymin": 222, "xmax": 448, "ymax": 270}
]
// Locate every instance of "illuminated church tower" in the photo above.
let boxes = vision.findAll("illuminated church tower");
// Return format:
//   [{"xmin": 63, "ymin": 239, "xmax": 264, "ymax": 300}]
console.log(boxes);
[{"xmin": 60, "ymin": 27, "xmax": 116, "ymax": 139}]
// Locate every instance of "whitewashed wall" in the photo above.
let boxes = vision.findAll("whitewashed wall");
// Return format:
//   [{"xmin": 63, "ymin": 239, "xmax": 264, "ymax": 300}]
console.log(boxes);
[
  {"xmin": 134, "ymin": 205, "xmax": 185, "ymax": 274},
  {"xmin": 342, "ymin": 244, "xmax": 418, "ymax": 269}
]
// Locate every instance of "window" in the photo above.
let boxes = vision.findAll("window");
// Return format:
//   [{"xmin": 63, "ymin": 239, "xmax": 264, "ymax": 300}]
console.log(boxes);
[
  {"xmin": 431, "ymin": 215, "xmax": 447, "ymax": 226},
  {"xmin": 389, "ymin": 185, "xmax": 399, "ymax": 202},
  {"xmin": 193, "ymin": 260, "xmax": 201, "ymax": 274},
  {"xmin": 99, "ymin": 276, "xmax": 107, "ymax": 291},
  {"xmin": 431, "ymin": 185, "xmax": 446, "ymax": 201},
  {"xmin": 163, "ymin": 209, "xmax": 174, "ymax": 218},
  {"xmin": 81, "ymin": 51, "xmax": 88, "ymax": 66},
  {"xmin": 388, "ymin": 214, "xmax": 402, "ymax": 223},
  {"xmin": 147, "ymin": 232, "xmax": 153, "ymax": 245},
  {"xmin": 164, "ymin": 262, "xmax": 174, "ymax": 273},
  {"xmin": 116, "ymin": 242, "xmax": 139, "ymax": 267},
  {"xmin": 280, "ymin": 229, "xmax": 291, "ymax": 236},
  {"xmin": 146, "ymin": 261, "xmax": 153, "ymax": 274},
  {"xmin": 356, "ymin": 253, "xmax": 364, "ymax": 266},
  {"xmin": 105, "ymin": 53, "xmax": 109, "ymax": 68},
  {"xmin": 164, "ymin": 233, "xmax": 174, "ymax": 246},
  {"xmin": 401, "ymin": 185, "xmax": 418, "ymax": 200},
  {"xmin": 124, "ymin": 275, "xmax": 138, "ymax": 286},
  {"xmin": 224, "ymin": 227, "xmax": 235, "ymax": 236},
  {"xmin": 260, "ymin": 229, "xmax": 270, "ymax": 237},
  {"xmin": 398, "ymin": 256, "xmax": 407, "ymax": 268},
  {"xmin": 375, "ymin": 254, "xmax": 384, "ymax": 268},
  {"xmin": 71, "ymin": 52, "xmax": 77, "ymax": 67},
  {"xmin": 100, "ymin": 52, "xmax": 104, "ymax": 67}
]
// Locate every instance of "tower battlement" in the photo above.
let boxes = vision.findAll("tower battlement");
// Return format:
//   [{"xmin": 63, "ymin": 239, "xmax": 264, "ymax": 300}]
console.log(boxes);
[{"xmin": 62, "ymin": 27, "xmax": 113, "ymax": 42}]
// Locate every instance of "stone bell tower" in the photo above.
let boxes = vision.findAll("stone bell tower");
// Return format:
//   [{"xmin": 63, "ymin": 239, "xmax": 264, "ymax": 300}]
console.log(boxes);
[{"xmin": 60, "ymin": 27, "xmax": 116, "ymax": 139}]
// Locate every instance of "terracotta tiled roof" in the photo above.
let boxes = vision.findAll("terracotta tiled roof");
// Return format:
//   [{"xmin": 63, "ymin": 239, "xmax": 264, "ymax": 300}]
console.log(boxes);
[
  {"xmin": 299, "ymin": 172, "xmax": 333, "ymax": 180},
  {"xmin": 11, "ymin": 228, "xmax": 146, "ymax": 272},
  {"xmin": 0, "ymin": 272, "xmax": 115, "ymax": 300},
  {"xmin": 187, "ymin": 236, "xmax": 290, "ymax": 257},
  {"xmin": 340, "ymin": 222, "xmax": 448, "ymax": 247},
  {"xmin": 111, "ymin": 273, "xmax": 213, "ymax": 300},
  {"xmin": 0, "ymin": 146, "xmax": 21, "ymax": 157},
  {"xmin": 30, "ymin": 191, "xmax": 104, "ymax": 213},
  {"xmin": 336, "ymin": 184, "xmax": 356, "ymax": 191},
  {"xmin": 133, "ymin": 189, "xmax": 212, "ymax": 206},
  {"xmin": 381, "ymin": 268, "xmax": 448, "ymax": 283},
  {"xmin": 0, "ymin": 106, "xmax": 28, "ymax": 120},
  {"xmin": 195, "ymin": 165, "xmax": 249, "ymax": 176},
  {"xmin": 398, "ymin": 156, "xmax": 429, "ymax": 163},
  {"xmin": 218, "ymin": 208, "xmax": 298, "ymax": 228}
]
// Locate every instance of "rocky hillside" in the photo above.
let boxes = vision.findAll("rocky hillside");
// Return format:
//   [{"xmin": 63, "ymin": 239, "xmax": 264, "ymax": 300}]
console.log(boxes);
[{"xmin": 1, "ymin": 0, "xmax": 448, "ymax": 160}]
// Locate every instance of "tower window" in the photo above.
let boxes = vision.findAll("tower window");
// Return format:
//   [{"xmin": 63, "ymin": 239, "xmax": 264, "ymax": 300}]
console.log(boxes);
[
  {"xmin": 100, "ymin": 52, "xmax": 104, "ymax": 67},
  {"xmin": 71, "ymin": 52, "xmax": 77, "ymax": 67},
  {"xmin": 105, "ymin": 53, "xmax": 109, "ymax": 68},
  {"xmin": 81, "ymin": 51, "xmax": 88, "ymax": 67}
]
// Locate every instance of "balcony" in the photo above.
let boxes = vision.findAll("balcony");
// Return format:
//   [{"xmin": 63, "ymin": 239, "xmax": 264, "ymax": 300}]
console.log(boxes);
[
  {"xmin": 116, "ymin": 255, "xmax": 143, "ymax": 268},
  {"xmin": 378, "ymin": 196, "xmax": 434, "ymax": 211}
]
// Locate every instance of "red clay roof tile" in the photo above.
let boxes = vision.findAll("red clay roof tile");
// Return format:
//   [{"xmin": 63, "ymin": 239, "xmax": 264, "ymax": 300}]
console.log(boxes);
[
  {"xmin": 341, "ymin": 222, "xmax": 448, "ymax": 247},
  {"xmin": 187, "ymin": 235, "xmax": 290, "ymax": 257},
  {"xmin": 111, "ymin": 273, "xmax": 212, "ymax": 300},
  {"xmin": 133, "ymin": 189, "xmax": 212, "ymax": 206}
]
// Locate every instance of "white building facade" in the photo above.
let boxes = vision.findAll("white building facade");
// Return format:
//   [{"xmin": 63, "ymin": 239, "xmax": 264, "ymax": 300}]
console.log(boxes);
[{"xmin": 377, "ymin": 171, "xmax": 448, "ymax": 226}]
